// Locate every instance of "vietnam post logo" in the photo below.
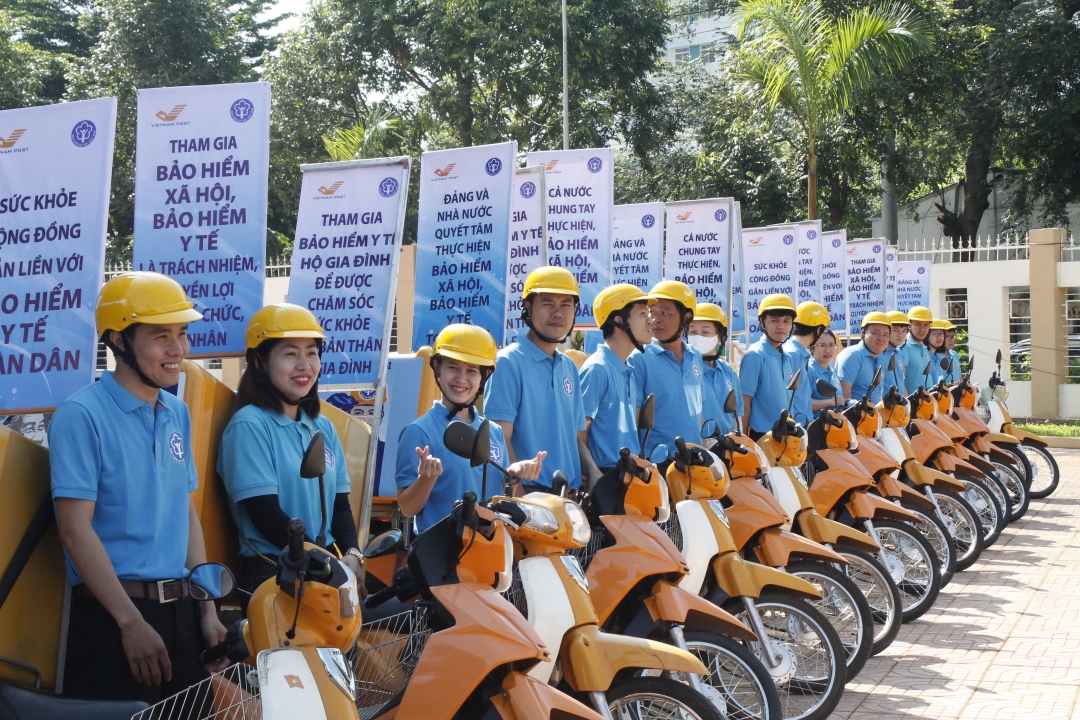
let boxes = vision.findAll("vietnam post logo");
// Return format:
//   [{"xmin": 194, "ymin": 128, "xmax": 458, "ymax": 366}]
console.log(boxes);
[
  {"xmin": 485, "ymin": 157, "xmax": 502, "ymax": 176},
  {"xmin": 169, "ymin": 432, "xmax": 185, "ymax": 463},
  {"xmin": 831, "ymin": 237, "xmax": 842, "ymax": 248},
  {"xmin": 748, "ymin": 236, "xmax": 763, "ymax": 245},
  {"xmin": 318, "ymin": 181, "xmax": 344, "ymax": 196},
  {"xmin": 846, "ymin": 247, "xmax": 857, "ymax": 254},
  {"xmin": 434, "ymin": 163, "xmax": 456, "ymax": 177},
  {"xmin": 155, "ymin": 104, "xmax": 186, "ymax": 122},
  {"xmin": 714, "ymin": 208, "xmax": 727, "ymax": 222},
  {"xmin": 676, "ymin": 211, "xmax": 692, "ymax": 221},
  {"xmin": 544, "ymin": 159, "xmax": 559, "ymax": 171},
  {"xmin": 587, "ymin": 156, "xmax": 603, "ymax": 173},
  {"xmin": 379, "ymin": 177, "xmax": 399, "ymax": 197},
  {"xmin": 230, "ymin": 98, "xmax": 254, "ymax": 123},
  {"xmin": 783, "ymin": 234, "xmax": 794, "ymax": 245},
  {"xmin": 642, "ymin": 214, "xmax": 655, "ymax": 228},
  {"xmin": 71, "ymin": 120, "xmax": 96, "ymax": 147},
  {"xmin": 0, "ymin": 129, "xmax": 26, "ymax": 148},
  {"xmin": 519, "ymin": 181, "xmax": 536, "ymax": 198}
]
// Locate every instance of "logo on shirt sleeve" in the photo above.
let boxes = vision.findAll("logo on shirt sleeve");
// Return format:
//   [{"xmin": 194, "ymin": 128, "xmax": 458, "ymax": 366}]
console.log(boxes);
[
  {"xmin": 324, "ymin": 448, "xmax": 336, "ymax": 470},
  {"xmin": 168, "ymin": 432, "xmax": 185, "ymax": 463},
  {"xmin": 562, "ymin": 377, "xmax": 575, "ymax": 396},
  {"xmin": 490, "ymin": 444, "xmax": 503, "ymax": 464}
]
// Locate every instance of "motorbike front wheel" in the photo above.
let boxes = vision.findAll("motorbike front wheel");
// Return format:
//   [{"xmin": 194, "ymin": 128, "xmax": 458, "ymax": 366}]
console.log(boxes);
[
  {"xmin": 677, "ymin": 629, "xmax": 783, "ymax": 720},
  {"xmin": 729, "ymin": 591, "xmax": 847, "ymax": 720},
  {"xmin": 959, "ymin": 477, "xmax": 1005, "ymax": 546},
  {"xmin": 1022, "ymin": 442, "xmax": 1060, "ymax": 498},
  {"xmin": 934, "ymin": 490, "xmax": 985, "ymax": 571},
  {"xmin": 836, "ymin": 549, "xmax": 902, "ymax": 656},
  {"xmin": 992, "ymin": 461, "xmax": 1030, "ymax": 521},
  {"xmin": 871, "ymin": 519, "xmax": 941, "ymax": 622},
  {"xmin": 898, "ymin": 502, "xmax": 957, "ymax": 587},
  {"xmin": 605, "ymin": 676, "xmax": 726, "ymax": 720}
]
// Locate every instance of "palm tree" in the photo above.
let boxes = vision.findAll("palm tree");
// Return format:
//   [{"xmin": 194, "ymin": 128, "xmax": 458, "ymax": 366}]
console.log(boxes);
[{"xmin": 734, "ymin": 0, "xmax": 930, "ymax": 220}]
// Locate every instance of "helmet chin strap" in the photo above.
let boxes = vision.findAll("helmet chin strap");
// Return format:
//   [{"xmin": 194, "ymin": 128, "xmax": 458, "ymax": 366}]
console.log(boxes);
[
  {"xmin": 103, "ymin": 329, "xmax": 161, "ymax": 390},
  {"xmin": 614, "ymin": 313, "xmax": 646, "ymax": 353},
  {"xmin": 658, "ymin": 308, "xmax": 692, "ymax": 346}
]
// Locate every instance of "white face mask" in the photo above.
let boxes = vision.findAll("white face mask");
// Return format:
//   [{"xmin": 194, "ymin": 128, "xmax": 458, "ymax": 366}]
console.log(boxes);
[{"xmin": 688, "ymin": 335, "xmax": 720, "ymax": 356}]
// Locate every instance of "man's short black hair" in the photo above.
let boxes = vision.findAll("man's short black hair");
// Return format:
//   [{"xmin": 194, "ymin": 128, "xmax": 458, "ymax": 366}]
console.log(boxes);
[
  {"xmin": 600, "ymin": 299, "xmax": 648, "ymax": 339},
  {"xmin": 792, "ymin": 322, "xmax": 819, "ymax": 338}
]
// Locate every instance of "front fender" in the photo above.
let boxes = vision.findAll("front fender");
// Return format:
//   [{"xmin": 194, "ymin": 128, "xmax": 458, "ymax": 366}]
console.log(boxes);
[
  {"xmin": 490, "ymin": 670, "xmax": 606, "ymax": 720},
  {"xmin": 645, "ymin": 579, "xmax": 756, "ymax": 641},
  {"xmin": 846, "ymin": 489, "xmax": 923, "ymax": 523},
  {"xmin": 796, "ymin": 511, "xmax": 880, "ymax": 553},
  {"xmin": 753, "ymin": 527, "xmax": 848, "ymax": 567},
  {"xmin": 986, "ymin": 431, "xmax": 1020, "ymax": 446},
  {"xmin": 561, "ymin": 624, "xmax": 709, "ymax": 693},
  {"xmin": 903, "ymin": 459, "xmax": 967, "ymax": 492},
  {"xmin": 1003, "ymin": 425, "xmax": 1048, "ymax": 447},
  {"xmin": 711, "ymin": 553, "xmax": 820, "ymax": 601}
]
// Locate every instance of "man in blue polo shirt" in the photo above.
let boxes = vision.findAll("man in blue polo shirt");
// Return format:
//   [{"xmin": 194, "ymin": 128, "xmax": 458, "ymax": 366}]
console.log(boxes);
[
  {"xmin": 485, "ymin": 267, "xmax": 595, "ymax": 492},
  {"xmin": 837, "ymin": 311, "xmax": 890, "ymax": 403},
  {"xmin": 900, "ymin": 306, "xmax": 935, "ymax": 393},
  {"xmin": 628, "ymin": 280, "xmax": 705, "ymax": 458},
  {"xmin": 50, "ymin": 272, "xmax": 226, "ymax": 703},
  {"xmin": 884, "ymin": 311, "xmax": 910, "ymax": 393},
  {"xmin": 741, "ymin": 294, "xmax": 799, "ymax": 439},
  {"xmin": 784, "ymin": 301, "xmax": 831, "ymax": 427},
  {"xmin": 579, "ymin": 284, "xmax": 653, "ymax": 478}
]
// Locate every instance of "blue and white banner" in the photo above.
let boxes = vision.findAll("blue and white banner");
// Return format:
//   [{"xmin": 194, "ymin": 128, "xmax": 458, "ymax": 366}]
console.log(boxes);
[
  {"xmin": 896, "ymin": 261, "xmax": 931, "ymax": 313},
  {"xmin": 845, "ymin": 239, "xmax": 886, "ymax": 334},
  {"xmin": 731, "ymin": 202, "xmax": 745, "ymax": 334},
  {"xmin": 288, "ymin": 157, "xmax": 410, "ymax": 386},
  {"xmin": 796, "ymin": 220, "xmax": 822, "ymax": 304},
  {"xmin": 413, "ymin": 142, "xmax": 516, "ymax": 349},
  {"xmin": 0, "ymin": 98, "xmax": 116, "ymax": 412},
  {"xmin": 612, "ymin": 202, "xmax": 663, "ymax": 291},
  {"xmin": 820, "ymin": 230, "xmax": 848, "ymax": 334},
  {"xmin": 741, "ymin": 224, "xmax": 799, "ymax": 343},
  {"xmin": 525, "ymin": 148, "xmax": 613, "ymax": 326},
  {"xmin": 664, "ymin": 198, "xmax": 732, "ymax": 308},
  {"xmin": 133, "ymin": 82, "xmax": 270, "ymax": 357},
  {"xmin": 885, "ymin": 244, "xmax": 898, "ymax": 310},
  {"xmin": 504, "ymin": 165, "xmax": 547, "ymax": 345}
]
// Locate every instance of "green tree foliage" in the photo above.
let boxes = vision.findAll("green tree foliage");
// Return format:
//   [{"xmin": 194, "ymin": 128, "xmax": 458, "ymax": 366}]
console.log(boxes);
[
  {"xmin": 733, "ymin": 0, "xmax": 930, "ymax": 220},
  {"xmin": 0, "ymin": 12, "xmax": 66, "ymax": 109},
  {"xmin": 0, "ymin": 0, "xmax": 103, "ymax": 101}
]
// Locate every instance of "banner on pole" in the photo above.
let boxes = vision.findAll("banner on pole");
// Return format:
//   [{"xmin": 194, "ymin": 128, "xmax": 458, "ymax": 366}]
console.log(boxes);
[
  {"xmin": 896, "ymin": 261, "xmax": 931, "ymax": 313},
  {"xmin": 731, "ymin": 202, "xmax": 745, "ymax": 334},
  {"xmin": 796, "ymin": 220, "xmax": 823, "ymax": 304},
  {"xmin": 287, "ymin": 157, "xmax": 411, "ymax": 387},
  {"xmin": 741, "ymin": 224, "xmax": 799, "ymax": 343},
  {"xmin": 133, "ymin": 82, "xmax": 270, "ymax": 358},
  {"xmin": 612, "ymin": 202, "xmax": 663, "ymax": 291},
  {"xmin": 821, "ymin": 230, "xmax": 848, "ymax": 334},
  {"xmin": 503, "ymin": 165, "xmax": 547, "ymax": 345},
  {"xmin": 413, "ymin": 142, "xmax": 516, "ymax": 349},
  {"xmin": 845, "ymin": 238, "xmax": 886, "ymax": 334},
  {"xmin": 664, "ymin": 198, "xmax": 731, "ymax": 308},
  {"xmin": 885, "ymin": 245, "xmax": 898, "ymax": 310},
  {"xmin": 0, "ymin": 98, "xmax": 117, "ymax": 413},
  {"xmin": 524, "ymin": 148, "xmax": 613, "ymax": 326}
]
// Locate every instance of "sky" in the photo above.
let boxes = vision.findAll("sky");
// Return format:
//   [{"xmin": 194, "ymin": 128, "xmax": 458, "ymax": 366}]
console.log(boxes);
[{"xmin": 260, "ymin": 0, "xmax": 309, "ymax": 35}]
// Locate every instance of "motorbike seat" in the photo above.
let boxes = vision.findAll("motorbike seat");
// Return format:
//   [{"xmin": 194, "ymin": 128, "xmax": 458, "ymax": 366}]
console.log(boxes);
[{"xmin": 0, "ymin": 681, "xmax": 147, "ymax": 720}]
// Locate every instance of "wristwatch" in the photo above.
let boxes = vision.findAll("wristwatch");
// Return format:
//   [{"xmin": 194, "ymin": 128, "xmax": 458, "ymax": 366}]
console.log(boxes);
[{"xmin": 345, "ymin": 547, "xmax": 365, "ymax": 565}]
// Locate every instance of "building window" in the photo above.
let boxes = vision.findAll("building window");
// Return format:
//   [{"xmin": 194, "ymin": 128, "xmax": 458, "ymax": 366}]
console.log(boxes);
[
  {"xmin": 1008, "ymin": 286, "xmax": 1030, "ymax": 381},
  {"xmin": 1065, "ymin": 288, "xmax": 1080, "ymax": 383},
  {"xmin": 700, "ymin": 42, "xmax": 717, "ymax": 64},
  {"xmin": 944, "ymin": 288, "xmax": 968, "ymax": 364},
  {"xmin": 674, "ymin": 46, "xmax": 691, "ymax": 63},
  {"xmin": 96, "ymin": 341, "xmax": 108, "ymax": 370},
  {"xmin": 207, "ymin": 358, "xmax": 223, "ymax": 370}
]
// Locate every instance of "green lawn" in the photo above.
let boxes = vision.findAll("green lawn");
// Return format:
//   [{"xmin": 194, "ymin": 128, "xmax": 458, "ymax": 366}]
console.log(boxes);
[{"xmin": 1015, "ymin": 421, "xmax": 1080, "ymax": 438}]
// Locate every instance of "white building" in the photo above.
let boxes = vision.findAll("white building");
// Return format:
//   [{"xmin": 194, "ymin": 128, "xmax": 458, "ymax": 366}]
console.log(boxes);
[{"xmin": 663, "ymin": 7, "xmax": 734, "ymax": 68}]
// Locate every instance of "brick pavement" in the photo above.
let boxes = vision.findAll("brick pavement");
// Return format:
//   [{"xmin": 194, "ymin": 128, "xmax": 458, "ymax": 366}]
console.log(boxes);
[{"xmin": 829, "ymin": 449, "xmax": 1080, "ymax": 720}]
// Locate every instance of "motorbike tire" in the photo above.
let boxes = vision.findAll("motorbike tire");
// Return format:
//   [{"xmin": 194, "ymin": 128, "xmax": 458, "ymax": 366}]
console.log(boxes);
[
  {"xmin": 679, "ymin": 628, "xmax": 784, "ymax": 720},
  {"xmin": 1022, "ymin": 442, "xmax": 1060, "ymax": 498},
  {"xmin": 727, "ymin": 591, "xmax": 847, "ymax": 720},
  {"xmin": 980, "ymin": 470, "xmax": 1013, "ymax": 526},
  {"xmin": 992, "ymin": 461, "xmax": 1030, "ymax": 522},
  {"xmin": 836, "ymin": 549, "xmax": 902, "ymax": 656},
  {"xmin": 934, "ymin": 490, "xmax": 985, "ymax": 571},
  {"xmin": 1000, "ymin": 444, "xmax": 1033, "ymax": 490},
  {"xmin": 959, "ymin": 476, "xmax": 1005, "ymax": 546},
  {"xmin": 605, "ymin": 675, "xmax": 726, "ymax": 720},
  {"xmin": 785, "ymin": 561, "xmax": 874, "ymax": 682},
  {"xmin": 898, "ymin": 501, "xmax": 957, "ymax": 587},
  {"xmin": 870, "ymin": 519, "xmax": 941, "ymax": 623}
]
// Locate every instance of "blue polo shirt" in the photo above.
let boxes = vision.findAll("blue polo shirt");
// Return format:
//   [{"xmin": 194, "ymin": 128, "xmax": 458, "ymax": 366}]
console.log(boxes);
[
  {"xmin": 740, "ymin": 337, "xmax": 797, "ymax": 434},
  {"xmin": 218, "ymin": 405, "xmax": 352, "ymax": 557},
  {"xmin": 941, "ymin": 349, "xmax": 961, "ymax": 383},
  {"xmin": 927, "ymin": 350, "xmax": 946, "ymax": 384},
  {"xmin": 629, "ymin": 340, "xmax": 705, "ymax": 457},
  {"xmin": 837, "ymin": 341, "xmax": 885, "ymax": 403},
  {"xmin": 580, "ymin": 344, "xmax": 640, "ymax": 469},
  {"xmin": 701, "ymin": 360, "xmax": 743, "ymax": 435},
  {"xmin": 807, "ymin": 361, "xmax": 841, "ymax": 418},
  {"xmin": 396, "ymin": 402, "xmax": 510, "ymax": 532},
  {"xmin": 49, "ymin": 372, "xmax": 199, "ymax": 585},
  {"xmin": 484, "ymin": 335, "xmax": 586, "ymax": 490},
  {"xmin": 899, "ymin": 336, "xmax": 934, "ymax": 393},
  {"xmin": 882, "ymin": 345, "xmax": 907, "ymax": 395},
  {"xmin": 783, "ymin": 338, "xmax": 814, "ymax": 426}
]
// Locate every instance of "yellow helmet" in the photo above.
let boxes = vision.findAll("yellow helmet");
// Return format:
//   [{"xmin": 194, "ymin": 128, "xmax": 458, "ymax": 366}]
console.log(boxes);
[
  {"xmin": 594, "ymin": 284, "xmax": 654, "ymax": 328},
  {"xmin": 795, "ymin": 301, "xmax": 830, "ymax": 328},
  {"xmin": 930, "ymin": 318, "xmax": 950, "ymax": 331},
  {"xmin": 861, "ymin": 311, "xmax": 891, "ymax": 329},
  {"xmin": 758, "ymin": 294, "xmax": 797, "ymax": 317},
  {"xmin": 942, "ymin": 319, "xmax": 957, "ymax": 331},
  {"xmin": 522, "ymin": 266, "xmax": 580, "ymax": 301},
  {"xmin": 694, "ymin": 302, "xmax": 728, "ymax": 328},
  {"xmin": 96, "ymin": 271, "xmax": 202, "ymax": 335},
  {"xmin": 432, "ymin": 324, "xmax": 498, "ymax": 367},
  {"xmin": 649, "ymin": 280, "xmax": 697, "ymax": 314},
  {"xmin": 245, "ymin": 303, "xmax": 325, "ymax": 350},
  {"xmin": 886, "ymin": 310, "xmax": 910, "ymax": 326},
  {"xmin": 907, "ymin": 306, "xmax": 933, "ymax": 323}
]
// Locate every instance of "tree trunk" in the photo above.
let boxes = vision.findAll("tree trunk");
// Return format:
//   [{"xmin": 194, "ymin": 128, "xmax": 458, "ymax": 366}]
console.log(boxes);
[
  {"xmin": 934, "ymin": 115, "xmax": 998, "ymax": 261},
  {"xmin": 807, "ymin": 143, "xmax": 819, "ymax": 220}
]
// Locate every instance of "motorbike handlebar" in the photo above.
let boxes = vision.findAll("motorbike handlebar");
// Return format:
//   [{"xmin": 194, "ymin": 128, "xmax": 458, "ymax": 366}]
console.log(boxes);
[
  {"xmin": 458, "ymin": 491, "xmax": 477, "ymax": 526},
  {"xmin": 285, "ymin": 518, "xmax": 306, "ymax": 569},
  {"xmin": 365, "ymin": 584, "xmax": 397, "ymax": 609}
]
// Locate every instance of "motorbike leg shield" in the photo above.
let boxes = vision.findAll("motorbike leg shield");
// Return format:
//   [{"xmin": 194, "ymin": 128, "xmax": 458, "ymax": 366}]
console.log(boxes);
[
  {"xmin": 645, "ymin": 579, "xmax": 757, "ymax": 641},
  {"xmin": 489, "ymin": 670, "xmax": 607, "ymax": 720},
  {"xmin": 878, "ymin": 473, "xmax": 937, "ymax": 511},
  {"xmin": 753, "ymin": 527, "xmax": 848, "ymax": 567},
  {"xmin": 797, "ymin": 511, "xmax": 881, "ymax": 553},
  {"xmin": 986, "ymin": 431, "xmax": 1021, "ymax": 446},
  {"xmin": 846, "ymin": 490, "xmax": 924, "ymax": 523},
  {"xmin": 711, "ymin": 553, "xmax": 821, "ymax": 601},
  {"xmin": 903, "ymin": 459, "xmax": 967, "ymax": 493},
  {"xmin": 1003, "ymin": 425, "xmax": 1048, "ymax": 446},
  {"xmin": 560, "ymin": 624, "xmax": 709, "ymax": 693}
]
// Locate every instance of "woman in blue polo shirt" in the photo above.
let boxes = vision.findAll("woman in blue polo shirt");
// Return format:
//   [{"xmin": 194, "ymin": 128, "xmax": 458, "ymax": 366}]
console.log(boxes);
[
  {"xmin": 396, "ymin": 324, "xmax": 545, "ymax": 531},
  {"xmin": 808, "ymin": 328, "xmax": 845, "ymax": 417},
  {"xmin": 218, "ymin": 304, "xmax": 361, "ymax": 596}
]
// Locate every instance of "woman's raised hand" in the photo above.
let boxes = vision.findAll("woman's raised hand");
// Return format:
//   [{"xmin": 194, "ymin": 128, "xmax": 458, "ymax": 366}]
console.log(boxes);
[{"xmin": 416, "ymin": 446, "xmax": 443, "ymax": 483}]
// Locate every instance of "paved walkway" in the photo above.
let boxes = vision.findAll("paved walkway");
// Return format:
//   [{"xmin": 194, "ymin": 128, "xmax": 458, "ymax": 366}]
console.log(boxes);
[{"xmin": 830, "ymin": 449, "xmax": 1080, "ymax": 720}]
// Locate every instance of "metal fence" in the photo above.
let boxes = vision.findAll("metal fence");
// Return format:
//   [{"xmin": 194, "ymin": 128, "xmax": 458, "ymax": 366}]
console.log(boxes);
[
  {"xmin": 897, "ymin": 233, "xmax": 1029, "ymax": 263},
  {"xmin": 104, "ymin": 254, "xmax": 293, "ymax": 280}
]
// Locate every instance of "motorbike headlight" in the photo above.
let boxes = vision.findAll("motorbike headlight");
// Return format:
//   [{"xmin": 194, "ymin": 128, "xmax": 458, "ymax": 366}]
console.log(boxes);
[
  {"xmin": 516, "ymin": 502, "xmax": 560, "ymax": 534},
  {"xmin": 564, "ymin": 501, "xmax": 592, "ymax": 545}
]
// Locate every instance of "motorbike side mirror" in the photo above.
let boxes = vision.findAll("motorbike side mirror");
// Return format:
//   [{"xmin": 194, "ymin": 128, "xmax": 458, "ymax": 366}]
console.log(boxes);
[
  {"xmin": 649, "ymin": 444, "xmax": 670, "ymax": 464},
  {"xmin": 443, "ymin": 420, "xmax": 490, "ymax": 467},
  {"xmin": 816, "ymin": 378, "xmax": 838, "ymax": 397},
  {"xmin": 723, "ymin": 389, "xmax": 738, "ymax": 415},
  {"xmin": 300, "ymin": 431, "xmax": 326, "ymax": 479},
  {"xmin": 939, "ymin": 357, "xmax": 950, "ymax": 371},
  {"xmin": 995, "ymin": 349, "xmax": 1002, "ymax": 366},
  {"xmin": 922, "ymin": 360, "xmax": 932, "ymax": 377},
  {"xmin": 968, "ymin": 356, "xmax": 975, "ymax": 373},
  {"xmin": 188, "ymin": 563, "xmax": 235, "ymax": 601},
  {"xmin": 362, "ymin": 529, "xmax": 402, "ymax": 558},
  {"xmin": 552, "ymin": 470, "xmax": 569, "ymax": 497},
  {"xmin": 639, "ymin": 394, "xmax": 656, "ymax": 431},
  {"xmin": 887, "ymin": 353, "xmax": 896, "ymax": 372},
  {"xmin": 869, "ymin": 366, "xmax": 883, "ymax": 392},
  {"xmin": 701, "ymin": 419, "xmax": 719, "ymax": 439},
  {"xmin": 786, "ymin": 369, "xmax": 802, "ymax": 391}
]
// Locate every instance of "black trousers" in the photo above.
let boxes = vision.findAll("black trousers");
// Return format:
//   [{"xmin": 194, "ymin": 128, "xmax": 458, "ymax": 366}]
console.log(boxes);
[{"xmin": 63, "ymin": 592, "xmax": 210, "ymax": 705}]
